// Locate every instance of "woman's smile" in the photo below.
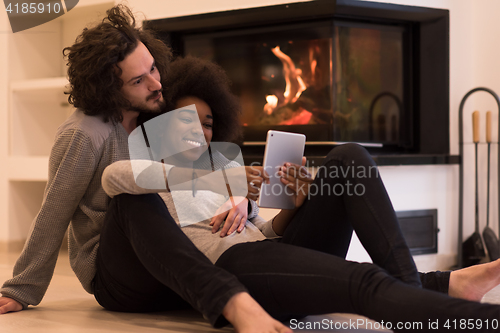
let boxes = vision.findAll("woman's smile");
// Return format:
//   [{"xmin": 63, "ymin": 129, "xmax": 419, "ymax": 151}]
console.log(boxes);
[{"xmin": 183, "ymin": 138, "xmax": 204, "ymax": 148}]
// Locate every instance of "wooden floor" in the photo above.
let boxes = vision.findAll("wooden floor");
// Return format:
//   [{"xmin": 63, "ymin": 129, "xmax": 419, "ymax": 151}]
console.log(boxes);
[{"xmin": 1, "ymin": 251, "xmax": 499, "ymax": 333}]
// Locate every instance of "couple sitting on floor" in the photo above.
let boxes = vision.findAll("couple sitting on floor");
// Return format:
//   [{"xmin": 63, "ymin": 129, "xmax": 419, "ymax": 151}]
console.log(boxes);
[{"xmin": 1, "ymin": 6, "xmax": 499, "ymax": 333}]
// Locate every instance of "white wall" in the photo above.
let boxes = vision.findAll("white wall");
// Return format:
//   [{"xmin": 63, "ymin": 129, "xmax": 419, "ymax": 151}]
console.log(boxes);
[
  {"xmin": 126, "ymin": 0, "xmax": 311, "ymax": 21},
  {"xmin": 0, "ymin": 3, "xmax": 10, "ymax": 246},
  {"xmin": 356, "ymin": 1, "xmax": 467, "ymax": 270},
  {"xmin": 361, "ymin": 0, "xmax": 500, "ymax": 269}
]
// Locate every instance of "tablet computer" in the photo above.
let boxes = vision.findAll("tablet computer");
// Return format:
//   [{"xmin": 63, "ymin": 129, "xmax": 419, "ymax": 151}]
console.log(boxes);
[{"xmin": 258, "ymin": 130, "xmax": 306, "ymax": 209}]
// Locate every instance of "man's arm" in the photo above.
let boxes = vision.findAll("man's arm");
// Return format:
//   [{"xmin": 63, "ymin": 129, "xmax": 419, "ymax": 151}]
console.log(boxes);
[
  {"xmin": 0, "ymin": 297, "xmax": 22, "ymax": 314},
  {"xmin": 0, "ymin": 129, "xmax": 100, "ymax": 310}
]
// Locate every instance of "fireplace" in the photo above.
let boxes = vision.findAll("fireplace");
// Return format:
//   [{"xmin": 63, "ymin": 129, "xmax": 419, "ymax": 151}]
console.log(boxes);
[{"xmin": 145, "ymin": 0, "xmax": 450, "ymax": 162}]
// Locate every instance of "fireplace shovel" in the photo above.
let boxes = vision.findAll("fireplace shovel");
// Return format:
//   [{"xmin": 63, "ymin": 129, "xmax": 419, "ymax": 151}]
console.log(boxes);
[
  {"xmin": 483, "ymin": 111, "xmax": 499, "ymax": 261},
  {"xmin": 463, "ymin": 111, "xmax": 486, "ymax": 267}
]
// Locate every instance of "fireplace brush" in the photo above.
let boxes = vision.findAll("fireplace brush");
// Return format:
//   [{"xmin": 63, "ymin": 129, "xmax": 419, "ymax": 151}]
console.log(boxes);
[{"xmin": 462, "ymin": 111, "xmax": 486, "ymax": 266}]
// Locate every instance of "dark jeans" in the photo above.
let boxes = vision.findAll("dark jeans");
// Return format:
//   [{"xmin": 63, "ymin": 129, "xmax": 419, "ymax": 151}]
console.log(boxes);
[
  {"xmin": 216, "ymin": 241, "xmax": 499, "ymax": 331},
  {"xmin": 93, "ymin": 144, "xmax": 498, "ymax": 330},
  {"xmin": 214, "ymin": 144, "xmax": 500, "ymax": 330},
  {"xmin": 93, "ymin": 192, "xmax": 247, "ymax": 327}
]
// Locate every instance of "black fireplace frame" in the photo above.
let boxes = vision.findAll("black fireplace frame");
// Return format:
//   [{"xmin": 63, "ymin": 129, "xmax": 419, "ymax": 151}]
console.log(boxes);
[{"xmin": 145, "ymin": 0, "xmax": 452, "ymax": 165}]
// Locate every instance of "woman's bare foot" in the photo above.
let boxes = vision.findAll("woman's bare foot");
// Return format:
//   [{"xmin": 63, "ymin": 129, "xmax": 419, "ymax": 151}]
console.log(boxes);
[
  {"xmin": 449, "ymin": 259, "xmax": 500, "ymax": 301},
  {"xmin": 222, "ymin": 292, "xmax": 293, "ymax": 333}
]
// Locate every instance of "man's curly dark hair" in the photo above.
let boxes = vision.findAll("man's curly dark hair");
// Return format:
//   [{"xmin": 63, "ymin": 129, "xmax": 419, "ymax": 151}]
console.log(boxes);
[
  {"xmin": 163, "ymin": 56, "xmax": 243, "ymax": 143},
  {"xmin": 63, "ymin": 5, "xmax": 171, "ymax": 123}
]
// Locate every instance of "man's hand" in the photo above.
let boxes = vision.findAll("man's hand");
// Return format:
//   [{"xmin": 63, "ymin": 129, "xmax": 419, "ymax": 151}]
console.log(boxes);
[
  {"xmin": 245, "ymin": 166, "xmax": 269, "ymax": 201},
  {"xmin": 278, "ymin": 157, "xmax": 314, "ymax": 208},
  {"xmin": 0, "ymin": 297, "xmax": 23, "ymax": 314},
  {"xmin": 210, "ymin": 196, "xmax": 249, "ymax": 237}
]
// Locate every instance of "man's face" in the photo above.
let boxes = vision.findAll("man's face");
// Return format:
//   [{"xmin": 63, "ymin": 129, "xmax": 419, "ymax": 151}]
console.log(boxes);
[{"xmin": 118, "ymin": 41, "xmax": 165, "ymax": 113}]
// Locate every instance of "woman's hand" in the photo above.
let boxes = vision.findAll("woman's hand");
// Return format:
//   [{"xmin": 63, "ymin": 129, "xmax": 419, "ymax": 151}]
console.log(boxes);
[
  {"xmin": 210, "ymin": 196, "xmax": 249, "ymax": 237},
  {"xmin": 278, "ymin": 157, "xmax": 314, "ymax": 208},
  {"xmin": 245, "ymin": 166, "xmax": 269, "ymax": 201},
  {"xmin": 0, "ymin": 297, "xmax": 22, "ymax": 314}
]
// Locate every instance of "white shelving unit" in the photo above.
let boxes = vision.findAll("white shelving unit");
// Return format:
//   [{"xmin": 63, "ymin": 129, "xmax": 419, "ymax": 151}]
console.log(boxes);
[
  {"xmin": 8, "ymin": 157, "xmax": 50, "ymax": 182},
  {"xmin": 9, "ymin": 77, "xmax": 72, "ymax": 157},
  {"xmin": 2, "ymin": 1, "xmax": 115, "ymax": 251}
]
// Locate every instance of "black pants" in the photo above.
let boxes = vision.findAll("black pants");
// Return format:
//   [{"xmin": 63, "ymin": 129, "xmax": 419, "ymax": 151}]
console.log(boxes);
[
  {"xmin": 216, "ymin": 240, "xmax": 500, "ymax": 332},
  {"xmin": 93, "ymin": 144, "xmax": 499, "ymax": 330},
  {"xmin": 215, "ymin": 144, "xmax": 499, "ymax": 331},
  {"xmin": 93, "ymin": 188, "xmax": 249, "ymax": 327}
]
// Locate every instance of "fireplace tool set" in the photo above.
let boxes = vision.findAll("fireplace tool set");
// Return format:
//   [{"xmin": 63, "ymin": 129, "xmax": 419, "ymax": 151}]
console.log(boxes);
[{"xmin": 458, "ymin": 88, "xmax": 500, "ymax": 268}]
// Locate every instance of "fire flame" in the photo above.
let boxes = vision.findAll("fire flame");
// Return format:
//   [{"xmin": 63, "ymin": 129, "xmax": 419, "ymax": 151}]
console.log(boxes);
[
  {"xmin": 264, "ymin": 46, "xmax": 307, "ymax": 115},
  {"xmin": 271, "ymin": 46, "xmax": 307, "ymax": 104},
  {"xmin": 264, "ymin": 95, "xmax": 278, "ymax": 115}
]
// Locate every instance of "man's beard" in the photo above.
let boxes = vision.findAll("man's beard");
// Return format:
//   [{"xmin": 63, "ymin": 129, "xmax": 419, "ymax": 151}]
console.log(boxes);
[
  {"xmin": 128, "ymin": 91, "xmax": 167, "ymax": 114},
  {"xmin": 128, "ymin": 99, "xmax": 167, "ymax": 114}
]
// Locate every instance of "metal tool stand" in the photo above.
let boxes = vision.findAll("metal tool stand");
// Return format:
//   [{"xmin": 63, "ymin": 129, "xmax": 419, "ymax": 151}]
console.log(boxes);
[{"xmin": 458, "ymin": 87, "xmax": 500, "ymax": 268}]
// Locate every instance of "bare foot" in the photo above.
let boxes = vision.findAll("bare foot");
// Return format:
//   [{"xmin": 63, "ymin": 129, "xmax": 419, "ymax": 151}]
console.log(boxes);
[
  {"xmin": 449, "ymin": 259, "xmax": 500, "ymax": 301},
  {"xmin": 222, "ymin": 292, "xmax": 292, "ymax": 333}
]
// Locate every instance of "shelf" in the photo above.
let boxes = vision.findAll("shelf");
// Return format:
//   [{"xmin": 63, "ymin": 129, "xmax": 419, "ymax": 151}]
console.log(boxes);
[
  {"xmin": 244, "ymin": 154, "xmax": 460, "ymax": 167},
  {"xmin": 8, "ymin": 19, "xmax": 63, "ymax": 82},
  {"xmin": 370, "ymin": 154, "xmax": 460, "ymax": 166},
  {"xmin": 10, "ymin": 80, "xmax": 74, "ymax": 156},
  {"xmin": 7, "ymin": 1, "xmax": 114, "ymax": 157},
  {"xmin": 10, "ymin": 77, "xmax": 69, "ymax": 92},
  {"xmin": 8, "ymin": 1, "xmax": 115, "ymax": 81},
  {"xmin": 3, "ymin": 1, "xmax": 116, "ymax": 246},
  {"xmin": 8, "ymin": 156, "xmax": 49, "ymax": 181},
  {"xmin": 242, "ymin": 145, "xmax": 460, "ymax": 166}
]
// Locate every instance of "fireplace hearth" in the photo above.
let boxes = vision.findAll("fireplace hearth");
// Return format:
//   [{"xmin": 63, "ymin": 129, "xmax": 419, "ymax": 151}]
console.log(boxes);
[{"xmin": 146, "ymin": 0, "xmax": 451, "ymax": 165}]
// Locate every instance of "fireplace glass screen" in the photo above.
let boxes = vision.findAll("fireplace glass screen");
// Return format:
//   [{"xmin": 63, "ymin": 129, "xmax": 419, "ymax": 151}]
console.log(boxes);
[{"xmin": 184, "ymin": 20, "xmax": 406, "ymax": 146}]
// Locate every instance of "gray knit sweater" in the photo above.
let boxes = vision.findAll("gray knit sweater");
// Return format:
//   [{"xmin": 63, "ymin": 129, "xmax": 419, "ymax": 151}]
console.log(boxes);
[{"xmin": 0, "ymin": 109, "xmax": 130, "ymax": 308}]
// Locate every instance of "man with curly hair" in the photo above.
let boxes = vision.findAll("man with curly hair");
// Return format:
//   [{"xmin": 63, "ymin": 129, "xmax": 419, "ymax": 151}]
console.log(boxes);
[
  {"xmin": 0, "ymin": 5, "xmax": 280, "ymax": 331},
  {"xmin": 0, "ymin": 3, "xmax": 164, "ymax": 309}
]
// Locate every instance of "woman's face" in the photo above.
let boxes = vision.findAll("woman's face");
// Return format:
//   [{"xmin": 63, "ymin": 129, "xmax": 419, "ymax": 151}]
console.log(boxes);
[{"xmin": 166, "ymin": 96, "xmax": 213, "ymax": 164}]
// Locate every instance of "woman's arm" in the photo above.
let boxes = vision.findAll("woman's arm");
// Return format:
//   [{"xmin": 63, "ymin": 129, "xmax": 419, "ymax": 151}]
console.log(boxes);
[
  {"xmin": 270, "ymin": 157, "xmax": 314, "ymax": 235},
  {"xmin": 208, "ymin": 160, "xmax": 261, "ymax": 237},
  {"xmin": 270, "ymin": 208, "xmax": 300, "ymax": 236}
]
